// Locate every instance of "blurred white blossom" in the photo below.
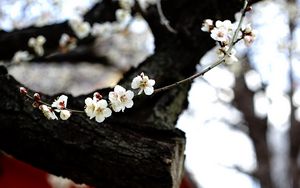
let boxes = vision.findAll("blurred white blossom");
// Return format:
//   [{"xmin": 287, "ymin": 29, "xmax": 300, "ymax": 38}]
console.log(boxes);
[
  {"xmin": 91, "ymin": 22, "xmax": 114, "ymax": 38},
  {"xmin": 69, "ymin": 17, "xmax": 91, "ymax": 39},
  {"xmin": 12, "ymin": 51, "xmax": 33, "ymax": 63},
  {"xmin": 201, "ymin": 19, "xmax": 213, "ymax": 32},
  {"xmin": 28, "ymin": 35, "xmax": 46, "ymax": 56},
  {"xmin": 116, "ymin": 9, "xmax": 132, "ymax": 28},
  {"xmin": 119, "ymin": 0, "xmax": 135, "ymax": 10},
  {"xmin": 59, "ymin": 33, "xmax": 77, "ymax": 51}
]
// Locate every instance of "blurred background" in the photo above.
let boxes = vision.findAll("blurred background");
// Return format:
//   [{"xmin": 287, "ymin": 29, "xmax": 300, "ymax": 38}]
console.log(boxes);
[{"xmin": 1, "ymin": 0, "xmax": 300, "ymax": 188}]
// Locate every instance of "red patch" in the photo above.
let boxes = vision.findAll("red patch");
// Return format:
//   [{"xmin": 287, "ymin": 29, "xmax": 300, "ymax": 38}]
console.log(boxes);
[
  {"xmin": 0, "ymin": 154, "xmax": 52, "ymax": 188},
  {"xmin": 0, "ymin": 154, "xmax": 93, "ymax": 188},
  {"xmin": 59, "ymin": 101, "xmax": 65, "ymax": 108}
]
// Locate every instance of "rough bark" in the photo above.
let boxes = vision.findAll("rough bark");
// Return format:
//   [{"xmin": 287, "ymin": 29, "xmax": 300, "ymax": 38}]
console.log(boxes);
[{"xmin": 0, "ymin": 0, "xmax": 244, "ymax": 187}]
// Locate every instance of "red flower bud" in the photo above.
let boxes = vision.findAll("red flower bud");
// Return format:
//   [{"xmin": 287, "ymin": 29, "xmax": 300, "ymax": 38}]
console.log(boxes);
[
  {"xmin": 246, "ymin": 6, "xmax": 252, "ymax": 12},
  {"xmin": 93, "ymin": 92, "xmax": 102, "ymax": 100},
  {"xmin": 33, "ymin": 93, "xmax": 41, "ymax": 102},
  {"xmin": 19, "ymin": 87, "xmax": 27, "ymax": 95}
]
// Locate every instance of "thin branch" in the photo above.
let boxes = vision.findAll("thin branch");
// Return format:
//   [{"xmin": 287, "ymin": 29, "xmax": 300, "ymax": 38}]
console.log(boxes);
[
  {"xmin": 154, "ymin": 0, "xmax": 249, "ymax": 93},
  {"xmin": 156, "ymin": 0, "xmax": 177, "ymax": 33}
]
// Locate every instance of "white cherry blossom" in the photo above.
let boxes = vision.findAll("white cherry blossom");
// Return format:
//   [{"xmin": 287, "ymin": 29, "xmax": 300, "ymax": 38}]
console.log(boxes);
[
  {"xmin": 109, "ymin": 85, "xmax": 134, "ymax": 112},
  {"xmin": 210, "ymin": 27, "xmax": 230, "ymax": 42},
  {"xmin": 94, "ymin": 99, "xmax": 112, "ymax": 123},
  {"xmin": 210, "ymin": 20, "xmax": 233, "ymax": 42},
  {"xmin": 60, "ymin": 110, "xmax": 71, "ymax": 120},
  {"xmin": 131, "ymin": 72, "xmax": 155, "ymax": 95},
  {"xmin": 40, "ymin": 105, "xmax": 58, "ymax": 120},
  {"xmin": 84, "ymin": 97, "xmax": 97, "ymax": 119},
  {"xmin": 84, "ymin": 97, "xmax": 111, "ymax": 122},
  {"xmin": 51, "ymin": 95, "xmax": 68, "ymax": 110}
]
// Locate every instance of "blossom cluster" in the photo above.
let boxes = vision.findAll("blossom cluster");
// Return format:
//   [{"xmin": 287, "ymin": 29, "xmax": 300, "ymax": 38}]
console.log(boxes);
[
  {"xmin": 68, "ymin": 0, "xmax": 136, "ymax": 40},
  {"xmin": 69, "ymin": 17, "xmax": 91, "ymax": 39},
  {"xmin": 201, "ymin": 18, "xmax": 256, "ymax": 64},
  {"xmin": 19, "ymin": 72, "xmax": 155, "ymax": 123},
  {"xmin": 16, "ymin": 1, "xmax": 253, "ymax": 125},
  {"xmin": 12, "ymin": 51, "xmax": 33, "ymax": 64},
  {"xmin": 59, "ymin": 33, "xmax": 77, "ymax": 53},
  {"xmin": 10, "ymin": 0, "xmax": 136, "ymax": 65},
  {"xmin": 90, "ymin": 0, "xmax": 134, "ymax": 39}
]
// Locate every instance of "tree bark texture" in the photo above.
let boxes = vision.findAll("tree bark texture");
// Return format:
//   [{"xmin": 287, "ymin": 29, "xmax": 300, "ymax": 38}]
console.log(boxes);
[{"xmin": 0, "ymin": 0, "xmax": 245, "ymax": 187}]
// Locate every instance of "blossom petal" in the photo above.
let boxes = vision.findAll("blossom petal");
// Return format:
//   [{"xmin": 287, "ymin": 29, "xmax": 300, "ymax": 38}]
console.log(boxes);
[
  {"xmin": 108, "ymin": 92, "xmax": 116, "ymax": 102},
  {"xmin": 144, "ymin": 87, "xmax": 154, "ymax": 95},
  {"xmin": 85, "ymin": 107, "xmax": 95, "ymax": 119},
  {"xmin": 114, "ymin": 85, "xmax": 126, "ymax": 93},
  {"xmin": 95, "ymin": 115, "xmax": 105, "ymax": 123},
  {"xmin": 112, "ymin": 103, "xmax": 122, "ymax": 112},
  {"xmin": 85, "ymin": 97, "xmax": 93, "ymax": 105},
  {"xmin": 131, "ymin": 76, "xmax": 142, "ymax": 89},
  {"xmin": 103, "ymin": 108, "xmax": 112, "ymax": 117},
  {"xmin": 84, "ymin": 97, "xmax": 96, "ymax": 118},
  {"xmin": 148, "ymin": 79, "xmax": 155, "ymax": 86},
  {"xmin": 215, "ymin": 20, "xmax": 222, "ymax": 28},
  {"xmin": 97, "ymin": 99, "xmax": 108, "ymax": 108},
  {"xmin": 126, "ymin": 90, "xmax": 134, "ymax": 100},
  {"xmin": 125, "ymin": 100, "xmax": 134, "ymax": 108}
]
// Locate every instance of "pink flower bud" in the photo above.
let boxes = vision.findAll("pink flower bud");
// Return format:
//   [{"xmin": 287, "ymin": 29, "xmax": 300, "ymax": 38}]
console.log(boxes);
[
  {"xmin": 19, "ymin": 87, "xmax": 27, "ymax": 95},
  {"xmin": 34, "ymin": 93, "xmax": 41, "ymax": 102},
  {"xmin": 93, "ymin": 92, "xmax": 102, "ymax": 100},
  {"xmin": 246, "ymin": 6, "xmax": 252, "ymax": 12}
]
